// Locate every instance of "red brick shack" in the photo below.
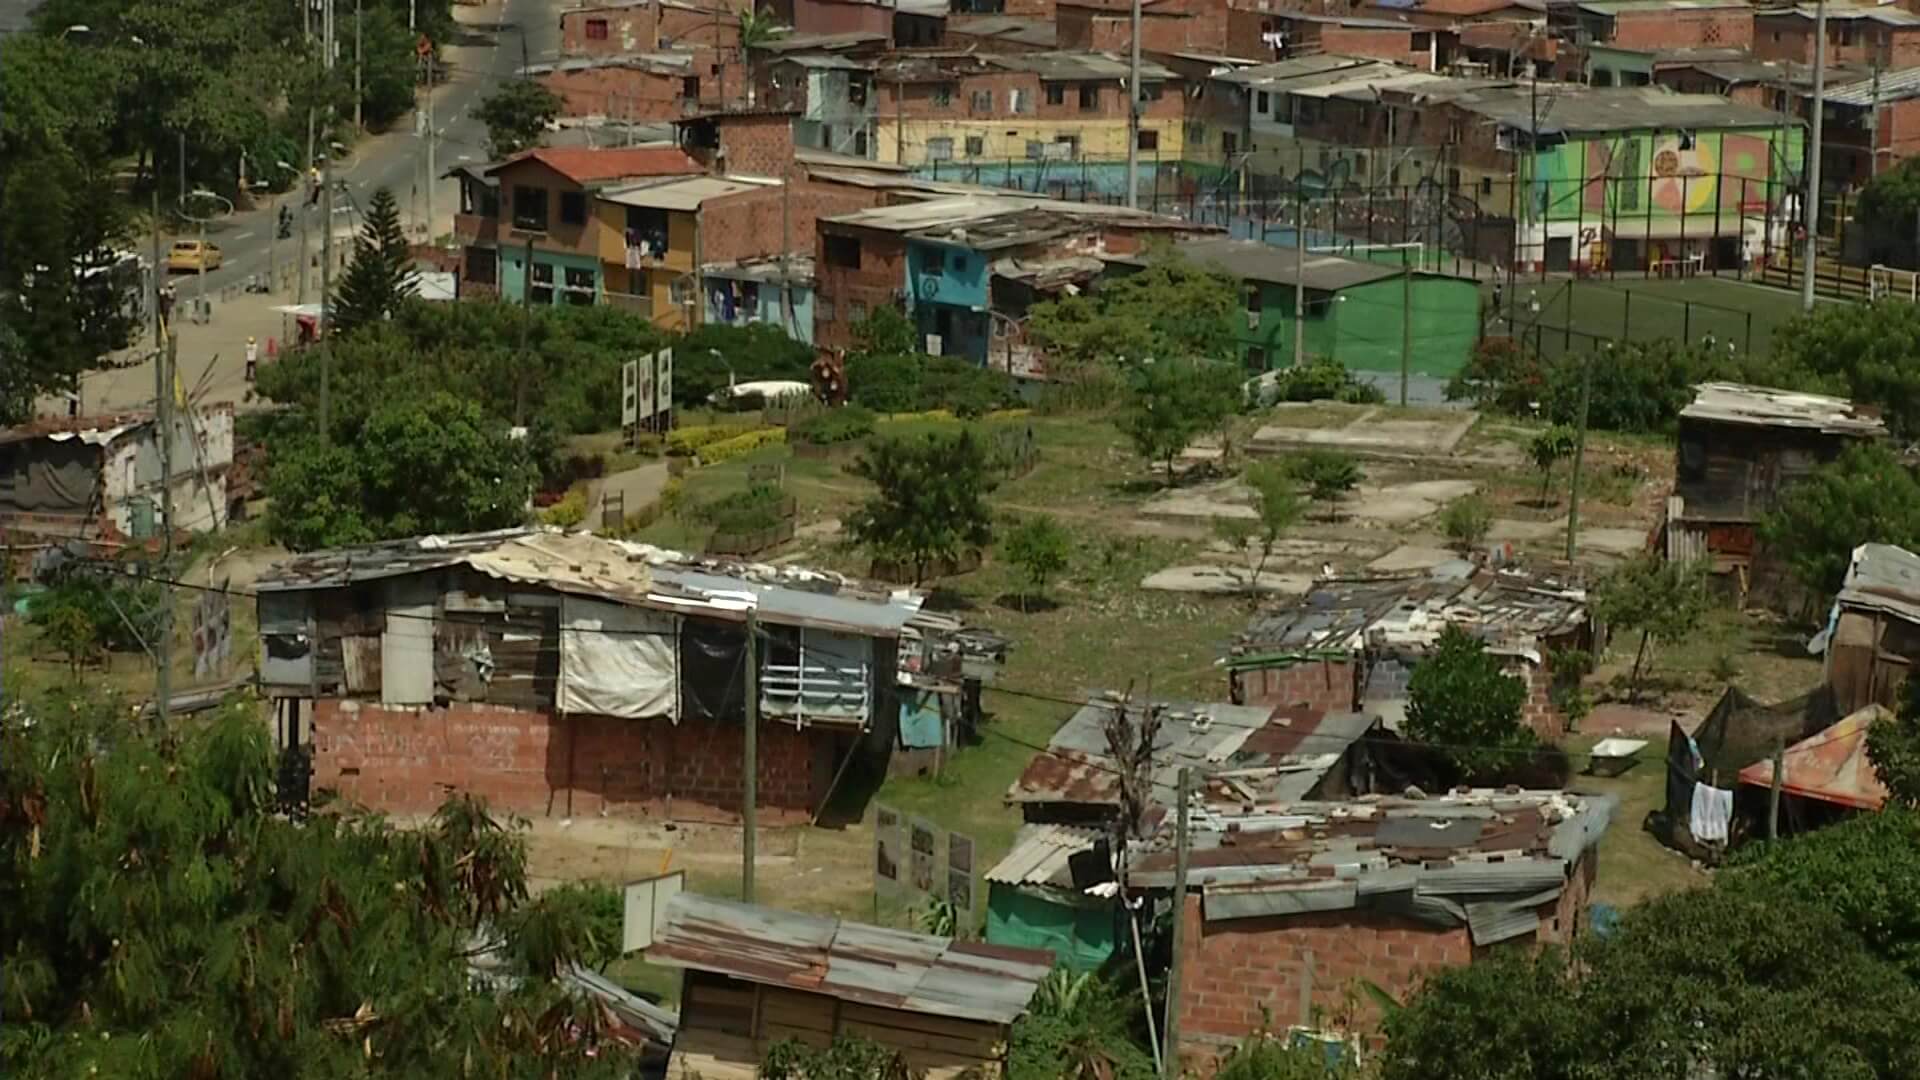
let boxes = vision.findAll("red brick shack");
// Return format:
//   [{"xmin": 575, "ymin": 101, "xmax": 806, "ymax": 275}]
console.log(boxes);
[
  {"xmin": 1226, "ymin": 566, "xmax": 1595, "ymax": 741},
  {"xmin": 256, "ymin": 528, "xmax": 936, "ymax": 824},
  {"xmin": 1132, "ymin": 788, "xmax": 1614, "ymax": 1070}
]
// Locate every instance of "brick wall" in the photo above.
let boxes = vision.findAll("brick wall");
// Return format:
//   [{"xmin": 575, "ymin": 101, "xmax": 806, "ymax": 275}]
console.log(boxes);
[
  {"xmin": 1172, "ymin": 896, "xmax": 1473, "ymax": 1070},
  {"xmin": 793, "ymin": 0, "xmax": 893, "ymax": 36},
  {"xmin": 718, "ymin": 112, "xmax": 801, "ymax": 176},
  {"xmin": 541, "ymin": 65, "xmax": 691, "ymax": 120},
  {"xmin": 700, "ymin": 178, "xmax": 875, "ymax": 264},
  {"xmin": 1235, "ymin": 658, "xmax": 1360, "ymax": 713},
  {"xmin": 1080, "ymin": 9, "xmax": 1231, "ymax": 53},
  {"xmin": 1609, "ymin": 6, "xmax": 1751, "ymax": 49},
  {"xmin": 814, "ymin": 222, "xmax": 908, "ymax": 349},
  {"xmin": 1754, "ymin": 17, "xmax": 1920, "ymax": 67},
  {"xmin": 308, "ymin": 699, "xmax": 833, "ymax": 824},
  {"xmin": 562, "ymin": 2, "xmax": 742, "ymax": 54},
  {"xmin": 1173, "ymin": 853, "xmax": 1599, "ymax": 1072},
  {"xmin": 1317, "ymin": 26, "xmax": 1435, "ymax": 70}
]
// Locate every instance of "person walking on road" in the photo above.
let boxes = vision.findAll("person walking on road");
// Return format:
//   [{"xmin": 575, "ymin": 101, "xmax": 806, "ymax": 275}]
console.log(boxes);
[{"xmin": 245, "ymin": 336, "xmax": 259, "ymax": 382}]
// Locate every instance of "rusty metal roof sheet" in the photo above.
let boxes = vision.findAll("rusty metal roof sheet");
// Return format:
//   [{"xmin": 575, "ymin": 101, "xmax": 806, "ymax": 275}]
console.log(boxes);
[
  {"xmin": 646, "ymin": 894, "xmax": 1052, "ymax": 1024},
  {"xmin": 1737, "ymin": 705, "xmax": 1891, "ymax": 812},
  {"xmin": 1005, "ymin": 696, "xmax": 1377, "ymax": 809}
]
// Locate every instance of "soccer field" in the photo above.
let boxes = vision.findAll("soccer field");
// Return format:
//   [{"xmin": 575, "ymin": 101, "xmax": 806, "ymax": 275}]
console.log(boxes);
[{"xmin": 1500, "ymin": 277, "xmax": 1817, "ymax": 359}]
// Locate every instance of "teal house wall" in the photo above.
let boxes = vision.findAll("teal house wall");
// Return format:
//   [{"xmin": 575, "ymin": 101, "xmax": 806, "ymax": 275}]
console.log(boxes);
[
  {"xmin": 985, "ymin": 884, "xmax": 1117, "ymax": 972},
  {"xmin": 500, "ymin": 248, "xmax": 602, "ymax": 305},
  {"xmin": 1235, "ymin": 275, "xmax": 1481, "ymax": 378}
]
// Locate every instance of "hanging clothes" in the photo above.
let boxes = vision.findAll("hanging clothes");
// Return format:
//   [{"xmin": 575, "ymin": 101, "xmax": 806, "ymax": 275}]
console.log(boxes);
[{"xmin": 1690, "ymin": 782, "xmax": 1734, "ymax": 843}]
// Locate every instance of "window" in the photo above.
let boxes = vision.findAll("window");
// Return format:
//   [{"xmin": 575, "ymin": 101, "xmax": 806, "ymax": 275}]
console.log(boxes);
[
  {"xmin": 466, "ymin": 246, "xmax": 497, "ymax": 286},
  {"xmin": 1025, "ymin": 139, "xmax": 1045, "ymax": 160},
  {"xmin": 1011, "ymin": 88, "xmax": 1032, "ymax": 113},
  {"xmin": 848, "ymin": 78, "xmax": 869, "ymax": 107},
  {"xmin": 1046, "ymin": 84, "xmax": 1066, "ymax": 106},
  {"xmin": 681, "ymin": 76, "xmax": 700, "ymax": 99},
  {"xmin": 1079, "ymin": 83, "xmax": 1099, "ymax": 111},
  {"xmin": 669, "ymin": 275, "xmax": 692, "ymax": 306},
  {"xmin": 1297, "ymin": 98, "xmax": 1322, "ymax": 124},
  {"xmin": 512, "ymin": 185, "xmax": 548, "ymax": 232},
  {"xmin": 563, "ymin": 266, "xmax": 596, "ymax": 306},
  {"xmin": 1245, "ymin": 346, "xmax": 1267, "ymax": 373},
  {"xmin": 625, "ymin": 206, "xmax": 669, "ymax": 257},
  {"xmin": 1245, "ymin": 284, "xmax": 1261, "ymax": 313},
  {"xmin": 965, "ymin": 135, "xmax": 984, "ymax": 156},
  {"xmin": 585, "ymin": 17, "xmax": 608, "ymax": 39},
  {"xmin": 529, "ymin": 261, "xmax": 555, "ymax": 304},
  {"xmin": 1257, "ymin": 90, "xmax": 1270, "ymax": 114},
  {"xmin": 934, "ymin": 83, "xmax": 953, "ymax": 107},
  {"xmin": 559, "ymin": 190, "xmax": 587, "ymax": 226},
  {"xmin": 1222, "ymin": 131, "xmax": 1239, "ymax": 155},
  {"xmin": 922, "ymin": 249, "xmax": 944, "ymax": 277},
  {"xmin": 818, "ymin": 296, "xmax": 836, "ymax": 322},
  {"xmin": 849, "ymin": 300, "xmax": 867, "ymax": 321},
  {"xmin": 854, "ymin": 129, "xmax": 870, "ymax": 156},
  {"xmin": 1141, "ymin": 82, "xmax": 1163, "ymax": 102},
  {"xmin": 971, "ymin": 90, "xmax": 992, "ymax": 113},
  {"xmin": 1055, "ymin": 133, "xmax": 1079, "ymax": 158},
  {"xmin": 1412, "ymin": 31, "xmax": 1431, "ymax": 50},
  {"xmin": 824, "ymin": 234, "xmax": 861, "ymax": 269},
  {"xmin": 1137, "ymin": 129, "xmax": 1158, "ymax": 151},
  {"xmin": 927, "ymin": 136, "xmax": 954, "ymax": 161},
  {"xmin": 1479, "ymin": 176, "xmax": 1493, "ymax": 196}
]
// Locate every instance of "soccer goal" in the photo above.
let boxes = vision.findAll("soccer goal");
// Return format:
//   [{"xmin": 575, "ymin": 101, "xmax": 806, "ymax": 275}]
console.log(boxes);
[{"xmin": 1869, "ymin": 264, "xmax": 1920, "ymax": 303}]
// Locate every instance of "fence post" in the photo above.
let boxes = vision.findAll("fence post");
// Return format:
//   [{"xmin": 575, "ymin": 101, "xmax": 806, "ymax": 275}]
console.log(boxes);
[
  {"xmin": 1746, "ymin": 310, "xmax": 1754, "ymax": 354},
  {"xmin": 1623, "ymin": 289, "xmax": 1631, "ymax": 340},
  {"xmin": 1684, "ymin": 301, "xmax": 1692, "ymax": 344}
]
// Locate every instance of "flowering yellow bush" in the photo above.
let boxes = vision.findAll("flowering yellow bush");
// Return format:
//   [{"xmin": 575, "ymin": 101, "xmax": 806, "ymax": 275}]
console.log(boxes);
[{"xmin": 697, "ymin": 427, "xmax": 787, "ymax": 465}]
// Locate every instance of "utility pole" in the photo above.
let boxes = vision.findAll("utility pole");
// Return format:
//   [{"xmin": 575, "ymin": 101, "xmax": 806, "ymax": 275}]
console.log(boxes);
[
  {"xmin": 154, "ymin": 330, "xmax": 176, "ymax": 725},
  {"xmin": 1161, "ymin": 766, "xmax": 1193, "ymax": 1078},
  {"xmin": 426, "ymin": 50, "xmax": 437, "ymax": 243},
  {"xmin": 1564, "ymin": 343, "xmax": 1595, "ymax": 561},
  {"xmin": 1399, "ymin": 249, "xmax": 1411, "ymax": 407},
  {"xmin": 319, "ymin": 0, "xmax": 336, "ymax": 443},
  {"xmin": 1768, "ymin": 735, "xmax": 1784, "ymax": 840},
  {"xmin": 1293, "ymin": 204, "xmax": 1307, "ymax": 368},
  {"xmin": 1803, "ymin": 0, "xmax": 1828, "ymax": 312},
  {"xmin": 354, "ymin": 0, "xmax": 363, "ymax": 131},
  {"xmin": 1125, "ymin": 0, "xmax": 1142, "ymax": 209},
  {"xmin": 742, "ymin": 609, "xmax": 759, "ymax": 902}
]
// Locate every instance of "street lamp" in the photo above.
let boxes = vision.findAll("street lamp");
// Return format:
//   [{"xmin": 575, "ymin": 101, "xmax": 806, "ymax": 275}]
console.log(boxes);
[
  {"xmin": 59, "ymin": 24, "xmax": 90, "ymax": 38},
  {"xmin": 180, "ymin": 188, "xmax": 235, "ymax": 323}
]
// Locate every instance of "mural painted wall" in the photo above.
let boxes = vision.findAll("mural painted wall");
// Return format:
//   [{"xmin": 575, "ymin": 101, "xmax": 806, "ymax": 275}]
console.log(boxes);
[{"xmin": 1530, "ymin": 127, "xmax": 1804, "ymax": 224}]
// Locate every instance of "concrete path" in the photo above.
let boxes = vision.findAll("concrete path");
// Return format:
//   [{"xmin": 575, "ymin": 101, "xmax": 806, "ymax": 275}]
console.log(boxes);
[{"xmin": 591, "ymin": 462, "xmax": 671, "ymax": 529}]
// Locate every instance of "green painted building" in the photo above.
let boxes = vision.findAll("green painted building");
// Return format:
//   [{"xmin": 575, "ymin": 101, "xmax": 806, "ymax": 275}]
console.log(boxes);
[{"xmin": 1106, "ymin": 236, "xmax": 1484, "ymax": 378}]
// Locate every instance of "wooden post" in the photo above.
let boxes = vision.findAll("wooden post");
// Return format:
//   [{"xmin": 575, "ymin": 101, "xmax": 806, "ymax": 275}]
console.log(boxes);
[
  {"xmin": 1768, "ymin": 736, "xmax": 1784, "ymax": 840},
  {"xmin": 1162, "ymin": 767, "xmax": 1192, "ymax": 1077},
  {"xmin": 743, "ymin": 608, "xmax": 758, "ymax": 902}
]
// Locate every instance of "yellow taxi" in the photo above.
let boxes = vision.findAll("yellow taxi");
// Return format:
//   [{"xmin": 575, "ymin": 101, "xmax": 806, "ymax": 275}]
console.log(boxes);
[{"xmin": 166, "ymin": 239, "xmax": 223, "ymax": 273}]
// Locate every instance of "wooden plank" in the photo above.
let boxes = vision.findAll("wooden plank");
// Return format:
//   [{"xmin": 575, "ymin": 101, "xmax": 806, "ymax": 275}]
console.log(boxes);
[
  {"xmin": 840, "ymin": 1003, "xmax": 1001, "ymax": 1044},
  {"xmin": 759, "ymin": 995, "xmax": 836, "ymax": 1034},
  {"xmin": 761, "ymin": 1023, "xmax": 833, "ymax": 1049},
  {"xmin": 841, "ymin": 1019, "xmax": 1001, "ymax": 1059},
  {"xmin": 687, "ymin": 983, "xmax": 756, "ymax": 1010}
]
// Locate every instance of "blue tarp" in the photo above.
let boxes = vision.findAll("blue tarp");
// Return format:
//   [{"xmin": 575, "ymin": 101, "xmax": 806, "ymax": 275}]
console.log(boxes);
[{"xmin": 900, "ymin": 690, "xmax": 944, "ymax": 749}]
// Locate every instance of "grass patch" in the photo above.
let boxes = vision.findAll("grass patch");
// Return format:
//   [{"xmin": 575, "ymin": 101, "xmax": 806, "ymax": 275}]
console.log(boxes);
[{"xmin": 1567, "ymin": 732, "xmax": 1708, "ymax": 907}]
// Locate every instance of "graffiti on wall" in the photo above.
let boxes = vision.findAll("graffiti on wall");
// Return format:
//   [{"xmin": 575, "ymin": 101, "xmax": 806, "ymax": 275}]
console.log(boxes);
[{"xmin": 1538, "ymin": 128, "xmax": 1802, "ymax": 222}]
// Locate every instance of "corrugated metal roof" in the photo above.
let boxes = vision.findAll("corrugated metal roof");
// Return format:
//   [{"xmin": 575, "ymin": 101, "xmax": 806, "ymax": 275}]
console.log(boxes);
[
  {"xmin": 1005, "ymin": 697, "xmax": 1377, "ymax": 809},
  {"xmin": 1736, "ymin": 704, "xmax": 1891, "ymax": 811},
  {"xmin": 1230, "ymin": 565, "xmax": 1588, "ymax": 660},
  {"xmin": 986, "ymin": 824, "xmax": 1104, "ymax": 886},
  {"xmin": 1452, "ymin": 85, "xmax": 1789, "ymax": 133},
  {"xmin": 1763, "ymin": 4, "xmax": 1920, "ymax": 24},
  {"xmin": 1834, "ymin": 542, "xmax": 1920, "ymax": 626},
  {"xmin": 600, "ymin": 176, "xmax": 772, "ymax": 210},
  {"xmin": 1110, "ymin": 236, "xmax": 1401, "ymax": 292},
  {"xmin": 1828, "ymin": 65, "xmax": 1920, "ymax": 107},
  {"xmin": 646, "ymin": 894, "xmax": 1052, "ymax": 1024},
  {"xmin": 985, "ymin": 50, "xmax": 1174, "ymax": 81},
  {"xmin": 255, "ymin": 528, "xmax": 925, "ymax": 637},
  {"xmin": 1680, "ymin": 382, "xmax": 1887, "ymax": 436}
]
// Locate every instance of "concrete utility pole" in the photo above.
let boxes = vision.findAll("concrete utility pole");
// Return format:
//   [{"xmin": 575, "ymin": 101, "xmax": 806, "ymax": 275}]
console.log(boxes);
[
  {"xmin": 1564, "ymin": 343, "xmax": 1595, "ymax": 561},
  {"xmin": 319, "ymin": 0, "xmax": 336, "ymax": 443},
  {"xmin": 1125, "ymin": 0, "xmax": 1142, "ymax": 209},
  {"xmin": 154, "ymin": 329, "xmax": 176, "ymax": 723},
  {"xmin": 1768, "ymin": 736, "xmax": 1784, "ymax": 839},
  {"xmin": 354, "ymin": 0, "xmax": 363, "ymax": 130},
  {"xmin": 426, "ymin": 50, "xmax": 437, "ymax": 243},
  {"xmin": 1803, "ymin": 0, "xmax": 1828, "ymax": 312},
  {"xmin": 1399, "ymin": 249, "xmax": 1411, "ymax": 407},
  {"xmin": 742, "ymin": 609, "xmax": 759, "ymax": 902},
  {"xmin": 1293, "ymin": 213, "xmax": 1306, "ymax": 368},
  {"xmin": 1161, "ymin": 766, "xmax": 1193, "ymax": 1078}
]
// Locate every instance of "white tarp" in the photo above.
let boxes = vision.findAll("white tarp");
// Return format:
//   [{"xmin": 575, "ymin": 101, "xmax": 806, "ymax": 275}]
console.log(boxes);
[{"xmin": 559, "ymin": 596, "xmax": 678, "ymax": 720}]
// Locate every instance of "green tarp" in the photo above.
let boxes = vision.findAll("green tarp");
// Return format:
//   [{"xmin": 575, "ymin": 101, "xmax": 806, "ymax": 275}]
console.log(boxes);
[{"xmin": 985, "ymin": 884, "xmax": 1116, "ymax": 973}]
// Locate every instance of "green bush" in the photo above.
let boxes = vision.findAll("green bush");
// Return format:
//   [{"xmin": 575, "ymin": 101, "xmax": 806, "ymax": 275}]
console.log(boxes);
[
  {"xmin": 846, "ymin": 353, "xmax": 1017, "ymax": 417},
  {"xmin": 790, "ymin": 406, "xmax": 877, "ymax": 445},
  {"xmin": 697, "ymin": 484, "xmax": 791, "ymax": 534},
  {"xmin": 697, "ymin": 427, "xmax": 786, "ymax": 465},
  {"xmin": 666, "ymin": 424, "xmax": 752, "ymax": 456},
  {"xmin": 1261, "ymin": 358, "xmax": 1385, "ymax": 405}
]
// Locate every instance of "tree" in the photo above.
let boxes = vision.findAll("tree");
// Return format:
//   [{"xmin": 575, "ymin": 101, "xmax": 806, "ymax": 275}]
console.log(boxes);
[
  {"xmin": 267, "ymin": 392, "xmax": 533, "ymax": 550},
  {"xmin": 1404, "ymin": 625, "xmax": 1534, "ymax": 779},
  {"xmin": 1027, "ymin": 251, "xmax": 1239, "ymax": 377},
  {"xmin": 1855, "ymin": 156, "xmax": 1920, "ymax": 265},
  {"xmin": 1121, "ymin": 358, "xmax": 1241, "ymax": 484},
  {"xmin": 761, "ymin": 1036, "xmax": 914, "ymax": 1080},
  {"xmin": 1591, "ymin": 553, "xmax": 1708, "ymax": 703},
  {"xmin": 1761, "ymin": 441, "xmax": 1920, "ymax": 595},
  {"xmin": 1001, "ymin": 514, "xmax": 1073, "ymax": 610},
  {"xmin": 332, "ymin": 186, "xmax": 417, "ymax": 335},
  {"xmin": 0, "ymin": 690, "xmax": 635, "ymax": 1078},
  {"xmin": 1294, "ymin": 449, "xmax": 1362, "ymax": 520},
  {"xmin": 1527, "ymin": 424, "xmax": 1575, "ymax": 506},
  {"xmin": 737, "ymin": 6, "xmax": 785, "ymax": 87},
  {"xmin": 1868, "ymin": 677, "xmax": 1920, "ymax": 813},
  {"xmin": 1733, "ymin": 807, "xmax": 1920, "ymax": 980},
  {"xmin": 1215, "ymin": 462, "xmax": 1303, "ymax": 601},
  {"xmin": 1439, "ymin": 493, "xmax": 1492, "ymax": 554},
  {"xmin": 476, "ymin": 78, "xmax": 560, "ymax": 157},
  {"xmin": 1771, "ymin": 301, "xmax": 1920, "ymax": 438},
  {"xmin": 847, "ymin": 431, "xmax": 998, "ymax": 584},
  {"xmin": 674, "ymin": 321, "xmax": 814, "ymax": 407},
  {"xmin": 1010, "ymin": 968, "xmax": 1158, "ymax": 1080}
]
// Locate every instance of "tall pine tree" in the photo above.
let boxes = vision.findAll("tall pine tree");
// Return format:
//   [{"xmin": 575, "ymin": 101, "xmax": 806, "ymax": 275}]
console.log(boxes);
[{"xmin": 331, "ymin": 186, "xmax": 417, "ymax": 336}]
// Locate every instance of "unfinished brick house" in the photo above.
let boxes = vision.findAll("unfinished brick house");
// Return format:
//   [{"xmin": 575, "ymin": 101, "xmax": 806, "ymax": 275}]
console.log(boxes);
[
  {"xmin": 0, "ymin": 406, "xmax": 238, "ymax": 544},
  {"xmin": 1754, "ymin": 5, "xmax": 1920, "ymax": 68},
  {"xmin": 559, "ymin": 0, "xmax": 743, "ymax": 56},
  {"xmin": 1133, "ymin": 788, "xmax": 1614, "ymax": 1069},
  {"xmin": 1224, "ymin": 566, "xmax": 1595, "ymax": 740},
  {"xmin": 528, "ymin": 52, "xmax": 706, "ymax": 120},
  {"xmin": 255, "ymin": 529, "xmax": 961, "ymax": 824}
]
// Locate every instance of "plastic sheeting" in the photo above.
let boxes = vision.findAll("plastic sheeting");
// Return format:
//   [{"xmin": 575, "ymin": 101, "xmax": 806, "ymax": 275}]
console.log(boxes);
[
  {"xmin": 985, "ymin": 885, "xmax": 1115, "ymax": 973},
  {"xmin": 559, "ymin": 596, "xmax": 679, "ymax": 720},
  {"xmin": 900, "ymin": 690, "xmax": 944, "ymax": 749}
]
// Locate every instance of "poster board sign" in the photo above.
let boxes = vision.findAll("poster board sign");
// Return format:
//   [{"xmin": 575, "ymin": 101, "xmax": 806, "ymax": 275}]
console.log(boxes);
[
  {"xmin": 622, "ymin": 870, "xmax": 686, "ymax": 954},
  {"xmin": 871, "ymin": 803, "xmax": 977, "ymax": 921}
]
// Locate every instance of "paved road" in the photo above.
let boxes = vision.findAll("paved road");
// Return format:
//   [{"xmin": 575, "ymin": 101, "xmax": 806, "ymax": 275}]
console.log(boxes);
[{"xmin": 162, "ymin": 0, "xmax": 557, "ymax": 306}]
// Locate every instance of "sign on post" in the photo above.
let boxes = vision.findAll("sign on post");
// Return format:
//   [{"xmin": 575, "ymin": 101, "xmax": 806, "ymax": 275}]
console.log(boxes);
[
  {"xmin": 871, "ymin": 803, "xmax": 978, "ymax": 925},
  {"xmin": 623, "ymin": 350, "xmax": 675, "ymax": 443}
]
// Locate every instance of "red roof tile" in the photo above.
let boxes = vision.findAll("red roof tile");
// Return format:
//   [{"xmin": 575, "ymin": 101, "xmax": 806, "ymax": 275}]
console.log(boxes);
[{"xmin": 490, "ymin": 147, "xmax": 702, "ymax": 184}]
